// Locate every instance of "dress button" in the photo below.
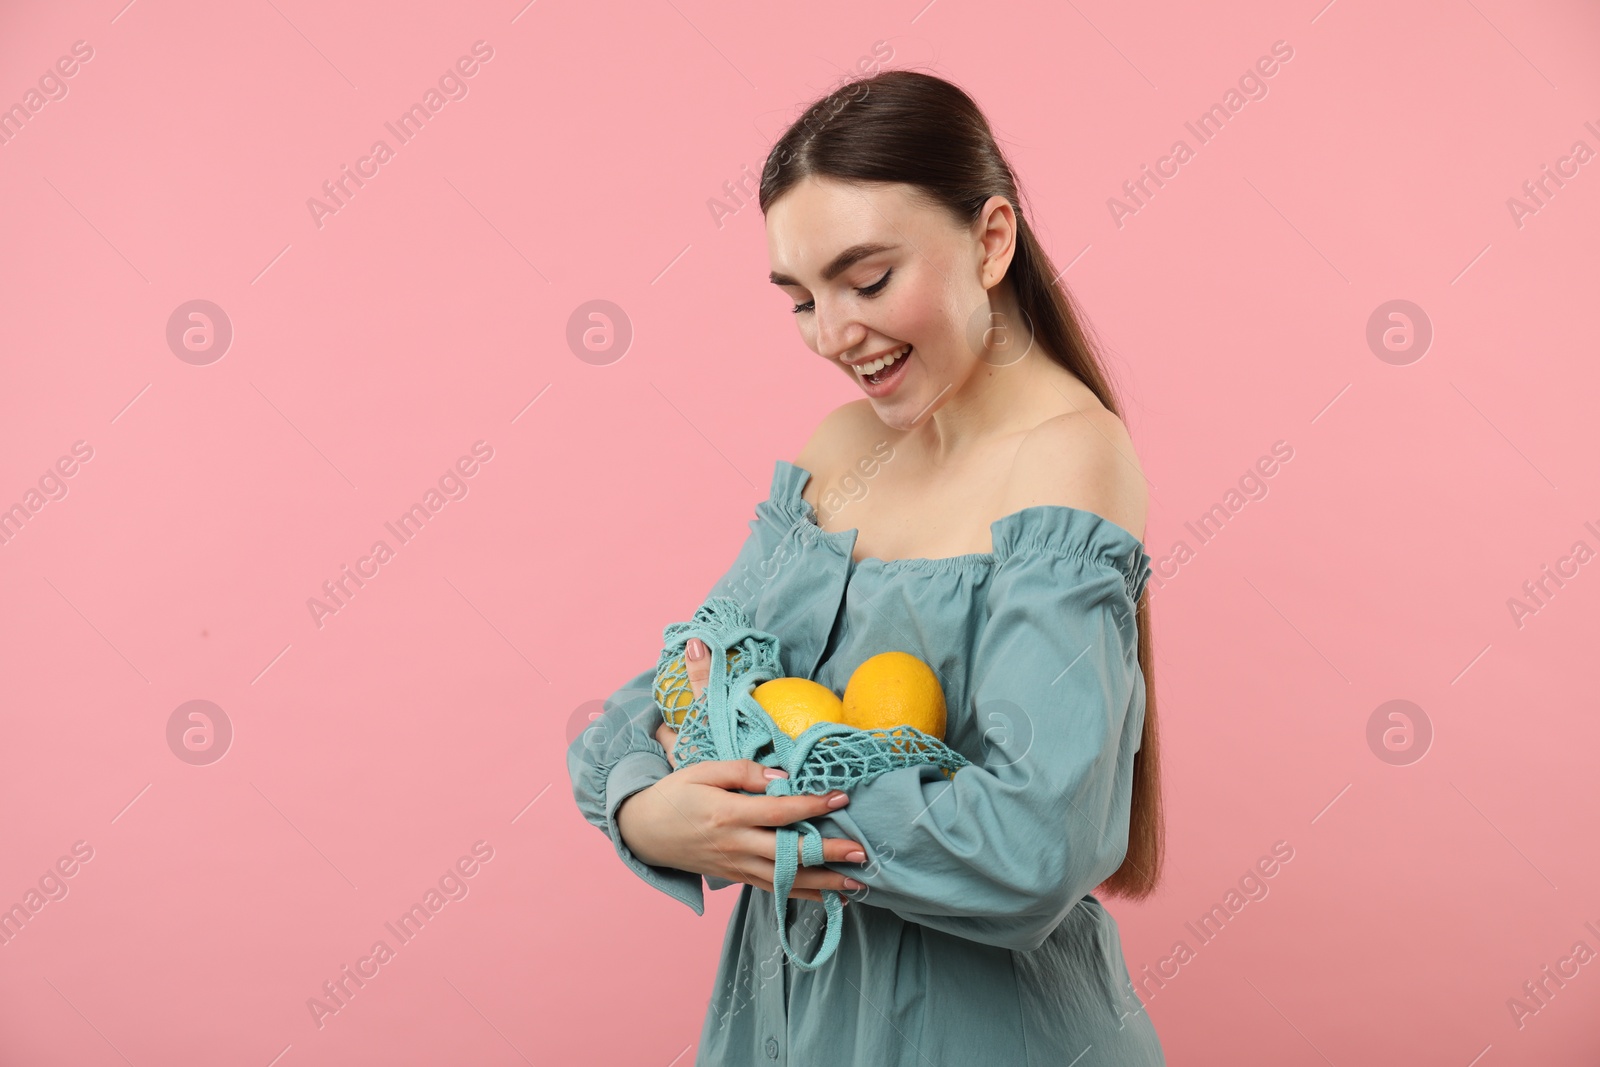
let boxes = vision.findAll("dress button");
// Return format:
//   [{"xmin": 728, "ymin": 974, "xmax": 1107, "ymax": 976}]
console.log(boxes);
[{"xmin": 765, "ymin": 1035, "xmax": 780, "ymax": 1059}]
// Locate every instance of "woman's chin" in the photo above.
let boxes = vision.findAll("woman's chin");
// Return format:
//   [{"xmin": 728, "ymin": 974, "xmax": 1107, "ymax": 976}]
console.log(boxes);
[{"xmin": 866, "ymin": 393, "xmax": 931, "ymax": 431}]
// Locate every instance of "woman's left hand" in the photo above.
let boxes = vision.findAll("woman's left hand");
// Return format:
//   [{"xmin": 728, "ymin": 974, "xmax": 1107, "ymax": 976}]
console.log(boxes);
[{"xmin": 655, "ymin": 637, "xmax": 711, "ymax": 771}]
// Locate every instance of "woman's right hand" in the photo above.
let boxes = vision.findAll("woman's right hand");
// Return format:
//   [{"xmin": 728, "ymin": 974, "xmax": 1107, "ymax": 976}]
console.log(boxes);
[{"xmin": 615, "ymin": 759, "xmax": 867, "ymax": 904}]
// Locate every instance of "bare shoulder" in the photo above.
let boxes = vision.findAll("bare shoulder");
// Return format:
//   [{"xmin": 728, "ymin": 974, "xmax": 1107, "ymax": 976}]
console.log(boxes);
[
  {"xmin": 1001, "ymin": 409, "xmax": 1149, "ymax": 542},
  {"xmin": 792, "ymin": 399, "xmax": 886, "ymax": 477}
]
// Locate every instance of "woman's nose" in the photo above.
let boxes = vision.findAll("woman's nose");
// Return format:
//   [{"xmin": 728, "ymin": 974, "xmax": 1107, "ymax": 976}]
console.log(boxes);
[{"xmin": 814, "ymin": 307, "xmax": 864, "ymax": 362}]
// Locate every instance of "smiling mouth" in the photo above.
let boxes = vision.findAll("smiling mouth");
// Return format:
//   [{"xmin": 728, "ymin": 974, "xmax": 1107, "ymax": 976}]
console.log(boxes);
[{"xmin": 853, "ymin": 344, "xmax": 912, "ymax": 384}]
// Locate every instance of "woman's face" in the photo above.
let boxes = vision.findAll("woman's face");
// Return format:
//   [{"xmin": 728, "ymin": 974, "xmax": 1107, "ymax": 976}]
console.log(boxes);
[{"xmin": 766, "ymin": 176, "xmax": 1010, "ymax": 429}]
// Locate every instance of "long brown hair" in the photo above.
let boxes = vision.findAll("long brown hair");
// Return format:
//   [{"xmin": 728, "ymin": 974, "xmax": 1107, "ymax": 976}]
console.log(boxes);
[{"xmin": 757, "ymin": 69, "xmax": 1163, "ymax": 900}]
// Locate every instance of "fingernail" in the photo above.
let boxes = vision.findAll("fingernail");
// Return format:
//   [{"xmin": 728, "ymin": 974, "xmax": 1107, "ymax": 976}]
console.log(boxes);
[
  {"xmin": 845, "ymin": 850, "xmax": 866, "ymax": 862},
  {"xmin": 763, "ymin": 768, "xmax": 788, "ymax": 780},
  {"xmin": 843, "ymin": 877, "xmax": 864, "ymax": 890},
  {"xmin": 686, "ymin": 638, "xmax": 705, "ymax": 661},
  {"xmin": 827, "ymin": 792, "xmax": 849, "ymax": 808}
]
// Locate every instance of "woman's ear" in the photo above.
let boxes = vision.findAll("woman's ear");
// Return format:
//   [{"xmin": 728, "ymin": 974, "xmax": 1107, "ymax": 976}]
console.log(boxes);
[{"xmin": 974, "ymin": 194, "xmax": 1018, "ymax": 288}]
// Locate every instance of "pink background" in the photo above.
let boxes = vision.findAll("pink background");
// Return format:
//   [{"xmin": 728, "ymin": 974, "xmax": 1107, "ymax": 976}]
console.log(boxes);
[{"xmin": 2, "ymin": 0, "xmax": 1597, "ymax": 1063}]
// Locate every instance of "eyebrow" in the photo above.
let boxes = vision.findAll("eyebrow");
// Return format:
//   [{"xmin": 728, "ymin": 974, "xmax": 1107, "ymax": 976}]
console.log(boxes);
[{"xmin": 769, "ymin": 242, "xmax": 898, "ymax": 287}]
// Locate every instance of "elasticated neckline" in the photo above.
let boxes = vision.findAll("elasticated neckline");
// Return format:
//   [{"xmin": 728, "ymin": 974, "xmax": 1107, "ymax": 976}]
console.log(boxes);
[{"xmin": 772, "ymin": 460, "xmax": 1153, "ymax": 596}]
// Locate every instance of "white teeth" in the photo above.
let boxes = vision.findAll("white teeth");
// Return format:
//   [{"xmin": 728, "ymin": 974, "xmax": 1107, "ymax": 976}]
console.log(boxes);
[{"xmin": 853, "ymin": 344, "xmax": 911, "ymax": 377}]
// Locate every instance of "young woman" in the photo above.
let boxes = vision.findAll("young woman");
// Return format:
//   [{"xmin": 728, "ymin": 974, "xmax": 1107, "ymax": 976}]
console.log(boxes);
[{"xmin": 568, "ymin": 69, "xmax": 1166, "ymax": 1065}]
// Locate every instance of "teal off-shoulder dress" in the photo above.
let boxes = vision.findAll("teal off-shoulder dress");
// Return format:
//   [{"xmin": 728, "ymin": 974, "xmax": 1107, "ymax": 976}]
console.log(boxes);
[{"xmin": 567, "ymin": 459, "xmax": 1166, "ymax": 1066}]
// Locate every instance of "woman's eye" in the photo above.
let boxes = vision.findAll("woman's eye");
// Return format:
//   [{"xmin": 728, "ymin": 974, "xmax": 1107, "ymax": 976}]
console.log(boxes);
[
  {"xmin": 858, "ymin": 268, "xmax": 893, "ymax": 297},
  {"xmin": 790, "ymin": 269, "xmax": 893, "ymax": 315}
]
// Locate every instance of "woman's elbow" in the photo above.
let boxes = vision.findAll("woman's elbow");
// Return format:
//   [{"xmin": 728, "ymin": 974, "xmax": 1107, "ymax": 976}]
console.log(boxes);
[{"xmin": 1016, "ymin": 838, "xmax": 1130, "ymax": 945}]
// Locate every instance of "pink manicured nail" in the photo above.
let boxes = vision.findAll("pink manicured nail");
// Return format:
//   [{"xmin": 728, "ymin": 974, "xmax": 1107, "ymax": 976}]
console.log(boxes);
[
  {"xmin": 763, "ymin": 768, "xmax": 788, "ymax": 780},
  {"xmin": 843, "ymin": 878, "xmax": 864, "ymax": 890},
  {"xmin": 845, "ymin": 850, "xmax": 866, "ymax": 863},
  {"xmin": 686, "ymin": 638, "xmax": 705, "ymax": 661},
  {"xmin": 827, "ymin": 792, "xmax": 849, "ymax": 808}
]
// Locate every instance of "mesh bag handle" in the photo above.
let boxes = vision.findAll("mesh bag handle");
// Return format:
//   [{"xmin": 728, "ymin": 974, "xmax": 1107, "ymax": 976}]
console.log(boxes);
[
  {"xmin": 771, "ymin": 819, "xmax": 844, "ymax": 969},
  {"xmin": 655, "ymin": 597, "xmax": 970, "ymax": 970}
]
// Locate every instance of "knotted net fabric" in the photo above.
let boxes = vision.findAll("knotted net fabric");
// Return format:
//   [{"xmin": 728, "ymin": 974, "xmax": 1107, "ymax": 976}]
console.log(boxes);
[{"xmin": 653, "ymin": 596, "xmax": 971, "ymax": 970}]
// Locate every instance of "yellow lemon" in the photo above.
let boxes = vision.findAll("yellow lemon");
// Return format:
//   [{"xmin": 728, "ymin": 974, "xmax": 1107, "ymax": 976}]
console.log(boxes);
[
  {"xmin": 752, "ymin": 677, "xmax": 846, "ymax": 739},
  {"xmin": 842, "ymin": 651, "xmax": 947, "ymax": 739},
  {"xmin": 655, "ymin": 646, "xmax": 743, "ymax": 726}
]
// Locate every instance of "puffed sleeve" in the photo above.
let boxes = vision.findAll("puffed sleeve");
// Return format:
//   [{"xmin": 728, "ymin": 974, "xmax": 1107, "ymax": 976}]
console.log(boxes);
[
  {"xmin": 566, "ymin": 479, "xmax": 803, "ymax": 913},
  {"xmin": 802, "ymin": 506, "xmax": 1152, "ymax": 952}
]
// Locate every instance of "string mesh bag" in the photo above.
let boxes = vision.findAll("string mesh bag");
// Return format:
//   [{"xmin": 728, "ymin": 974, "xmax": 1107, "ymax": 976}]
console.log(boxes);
[{"xmin": 652, "ymin": 596, "xmax": 971, "ymax": 970}]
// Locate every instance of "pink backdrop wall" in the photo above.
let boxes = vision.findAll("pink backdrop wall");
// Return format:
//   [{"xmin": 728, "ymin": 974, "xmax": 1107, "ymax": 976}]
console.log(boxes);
[{"xmin": 2, "ymin": 0, "xmax": 1597, "ymax": 1063}]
